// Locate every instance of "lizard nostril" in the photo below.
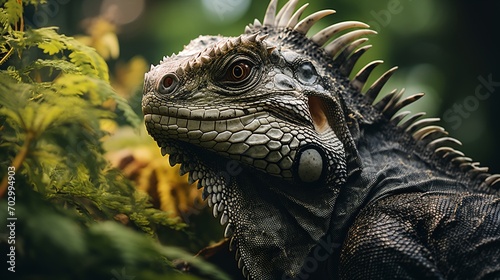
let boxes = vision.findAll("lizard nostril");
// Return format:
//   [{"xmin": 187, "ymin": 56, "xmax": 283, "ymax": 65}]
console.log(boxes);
[{"xmin": 159, "ymin": 73, "xmax": 179, "ymax": 94}]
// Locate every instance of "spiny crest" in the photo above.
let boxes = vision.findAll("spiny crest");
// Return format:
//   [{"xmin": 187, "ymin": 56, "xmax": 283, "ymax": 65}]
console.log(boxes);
[
  {"xmin": 159, "ymin": 33, "xmax": 273, "ymax": 78},
  {"xmin": 251, "ymin": 0, "xmax": 500, "ymax": 188}
]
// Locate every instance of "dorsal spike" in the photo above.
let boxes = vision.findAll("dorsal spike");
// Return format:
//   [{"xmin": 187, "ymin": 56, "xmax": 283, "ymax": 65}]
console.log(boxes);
[
  {"xmin": 485, "ymin": 174, "xmax": 500, "ymax": 186},
  {"xmin": 412, "ymin": 125, "xmax": 446, "ymax": 141},
  {"xmin": 385, "ymin": 88, "xmax": 406, "ymax": 111},
  {"xmin": 274, "ymin": 0, "xmax": 291, "ymax": 25},
  {"xmin": 234, "ymin": 36, "xmax": 242, "ymax": 45},
  {"xmin": 374, "ymin": 89, "xmax": 398, "ymax": 111},
  {"xmin": 391, "ymin": 110, "xmax": 412, "ymax": 125},
  {"xmin": 421, "ymin": 128, "xmax": 448, "ymax": 142},
  {"xmin": 184, "ymin": 61, "xmax": 192, "ymax": 72},
  {"xmin": 267, "ymin": 46, "xmax": 276, "ymax": 54},
  {"xmin": 380, "ymin": 88, "xmax": 405, "ymax": 113},
  {"xmin": 254, "ymin": 18, "xmax": 262, "ymax": 27},
  {"xmin": 451, "ymin": 156, "xmax": 473, "ymax": 165},
  {"xmin": 446, "ymin": 152, "xmax": 466, "ymax": 160},
  {"xmin": 405, "ymin": 118, "xmax": 441, "ymax": 133},
  {"xmin": 244, "ymin": 32, "xmax": 259, "ymax": 43},
  {"xmin": 364, "ymin": 66, "xmax": 398, "ymax": 102},
  {"xmin": 333, "ymin": 38, "xmax": 369, "ymax": 66},
  {"xmin": 468, "ymin": 166, "xmax": 489, "ymax": 178},
  {"xmin": 311, "ymin": 21, "xmax": 369, "ymax": 46},
  {"xmin": 434, "ymin": 147, "xmax": 456, "ymax": 157},
  {"xmin": 208, "ymin": 48, "xmax": 216, "ymax": 57},
  {"xmin": 293, "ymin": 10, "xmax": 336, "ymax": 35},
  {"xmin": 220, "ymin": 42, "xmax": 229, "ymax": 52},
  {"xmin": 351, "ymin": 60, "xmax": 383, "ymax": 91},
  {"xmin": 257, "ymin": 34, "xmax": 269, "ymax": 42},
  {"xmin": 263, "ymin": 0, "xmax": 278, "ymax": 26},
  {"xmin": 278, "ymin": 0, "xmax": 300, "ymax": 27},
  {"xmin": 287, "ymin": 3, "xmax": 309, "ymax": 28},
  {"xmin": 398, "ymin": 112, "xmax": 426, "ymax": 130},
  {"xmin": 434, "ymin": 147, "xmax": 465, "ymax": 161},
  {"xmin": 277, "ymin": 0, "xmax": 299, "ymax": 27},
  {"xmin": 473, "ymin": 166, "xmax": 489, "ymax": 173},
  {"xmin": 426, "ymin": 137, "xmax": 462, "ymax": 150},
  {"xmin": 383, "ymin": 93, "xmax": 425, "ymax": 118},
  {"xmin": 340, "ymin": 45, "xmax": 371, "ymax": 76},
  {"xmin": 175, "ymin": 67, "xmax": 184, "ymax": 76},
  {"xmin": 323, "ymin": 29, "xmax": 376, "ymax": 57},
  {"xmin": 459, "ymin": 162, "xmax": 475, "ymax": 172},
  {"xmin": 199, "ymin": 55, "xmax": 211, "ymax": 64}
]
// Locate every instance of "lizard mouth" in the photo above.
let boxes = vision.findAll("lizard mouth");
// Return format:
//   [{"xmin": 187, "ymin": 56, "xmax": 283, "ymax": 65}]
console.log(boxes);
[{"xmin": 308, "ymin": 96, "xmax": 330, "ymax": 134}]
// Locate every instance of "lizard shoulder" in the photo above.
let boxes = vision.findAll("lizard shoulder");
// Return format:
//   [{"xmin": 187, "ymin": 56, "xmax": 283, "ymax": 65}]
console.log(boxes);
[{"xmin": 340, "ymin": 192, "xmax": 500, "ymax": 279}]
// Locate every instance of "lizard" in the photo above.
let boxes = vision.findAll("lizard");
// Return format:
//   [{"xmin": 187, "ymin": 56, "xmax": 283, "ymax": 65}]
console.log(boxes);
[{"xmin": 141, "ymin": 0, "xmax": 500, "ymax": 279}]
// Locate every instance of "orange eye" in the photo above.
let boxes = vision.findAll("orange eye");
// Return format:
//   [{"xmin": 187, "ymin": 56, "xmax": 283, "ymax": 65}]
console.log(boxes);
[
  {"xmin": 163, "ymin": 76, "xmax": 174, "ymax": 88},
  {"xmin": 226, "ymin": 61, "xmax": 252, "ymax": 82},
  {"xmin": 159, "ymin": 73, "xmax": 178, "ymax": 94}
]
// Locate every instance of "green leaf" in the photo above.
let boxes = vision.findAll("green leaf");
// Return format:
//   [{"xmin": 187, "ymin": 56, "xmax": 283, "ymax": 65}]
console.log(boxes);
[
  {"xmin": 38, "ymin": 39, "xmax": 65, "ymax": 55},
  {"xmin": 53, "ymin": 74, "xmax": 92, "ymax": 96},
  {"xmin": 26, "ymin": 212, "xmax": 88, "ymax": 260},
  {"xmin": 0, "ymin": 0, "xmax": 22, "ymax": 32},
  {"xmin": 112, "ymin": 91, "xmax": 142, "ymax": 128},
  {"xmin": 31, "ymin": 58, "xmax": 82, "ymax": 74}
]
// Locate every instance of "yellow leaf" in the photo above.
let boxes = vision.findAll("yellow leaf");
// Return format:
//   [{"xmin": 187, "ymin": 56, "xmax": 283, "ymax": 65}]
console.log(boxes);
[
  {"xmin": 99, "ymin": 119, "xmax": 117, "ymax": 135},
  {"xmin": 95, "ymin": 32, "xmax": 120, "ymax": 60},
  {"xmin": 38, "ymin": 40, "xmax": 65, "ymax": 55}
]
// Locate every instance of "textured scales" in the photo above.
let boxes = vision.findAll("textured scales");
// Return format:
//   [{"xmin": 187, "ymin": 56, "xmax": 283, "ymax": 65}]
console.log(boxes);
[{"xmin": 142, "ymin": 1, "xmax": 500, "ymax": 279}]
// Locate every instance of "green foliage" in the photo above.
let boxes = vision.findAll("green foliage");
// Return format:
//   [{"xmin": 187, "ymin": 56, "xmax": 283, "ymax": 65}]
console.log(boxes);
[
  {"xmin": 0, "ymin": 1, "xmax": 226, "ymax": 279},
  {"xmin": 0, "ymin": 21, "xmax": 158, "ymax": 230},
  {"xmin": 0, "ymin": 188, "xmax": 228, "ymax": 280},
  {"xmin": 0, "ymin": 0, "xmax": 22, "ymax": 33}
]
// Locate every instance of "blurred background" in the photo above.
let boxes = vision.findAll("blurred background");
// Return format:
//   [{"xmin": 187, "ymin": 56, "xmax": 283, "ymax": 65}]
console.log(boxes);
[{"xmin": 31, "ymin": 0, "xmax": 499, "ymax": 171}]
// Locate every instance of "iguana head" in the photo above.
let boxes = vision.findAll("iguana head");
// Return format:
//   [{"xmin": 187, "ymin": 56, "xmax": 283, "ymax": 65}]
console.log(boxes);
[{"xmin": 143, "ymin": 0, "xmax": 372, "ymax": 278}]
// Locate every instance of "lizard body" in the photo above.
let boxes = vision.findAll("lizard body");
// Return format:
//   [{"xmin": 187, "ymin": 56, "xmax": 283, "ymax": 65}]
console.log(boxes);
[{"xmin": 142, "ymin": 1, "xmax": 500, "ymax": 278}]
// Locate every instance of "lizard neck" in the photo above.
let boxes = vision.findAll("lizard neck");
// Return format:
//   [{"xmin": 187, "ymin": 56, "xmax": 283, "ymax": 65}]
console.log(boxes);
[
  {"xmin": 325, "ymin": 110, "xmax": 474, "ymax": 263},
  {"xmin": 355, "ymin": 119, "xmax": 469, "ymax": 198}
]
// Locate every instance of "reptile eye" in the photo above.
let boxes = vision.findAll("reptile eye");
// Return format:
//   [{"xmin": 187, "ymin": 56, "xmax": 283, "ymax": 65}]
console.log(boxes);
[
  {"xmin": 215, "ymin": 56, "xmax": 261, "ymax": 93},
  {"xmin": 297, "ymin": 62, "xmax": 318, "ymax": 85},
  {"xmin": 159, "ymin": 73, "xmax": 179, "ymax": 94},
  {"xmin": 225, "ymin": 61, "xmax": 252, "ymax": 82}
]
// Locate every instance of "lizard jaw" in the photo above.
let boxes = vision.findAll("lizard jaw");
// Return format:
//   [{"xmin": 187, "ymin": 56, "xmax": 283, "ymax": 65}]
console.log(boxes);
[
  {"xmin": 159, "ymin": 142, "xmax": 254, "ymax": 277},
  {"xmin": 159, "ymin": 142, "xmax": 236, "ymax": 234}
]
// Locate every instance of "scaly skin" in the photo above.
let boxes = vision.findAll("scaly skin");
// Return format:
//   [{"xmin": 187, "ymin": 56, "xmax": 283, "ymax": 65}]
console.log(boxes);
[{"xmin": 142, "ymin": 1, "xmax": 500, "ymax": 279}]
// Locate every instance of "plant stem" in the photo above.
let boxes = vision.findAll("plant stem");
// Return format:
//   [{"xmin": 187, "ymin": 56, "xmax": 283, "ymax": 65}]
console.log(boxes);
[
  {"xmin": 0, "ymin": 132, "xmax": 33, "ymax": 197},
  {"xmin": 0, "ymin": 48, "xmax": 14, "ymax": 66}
]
